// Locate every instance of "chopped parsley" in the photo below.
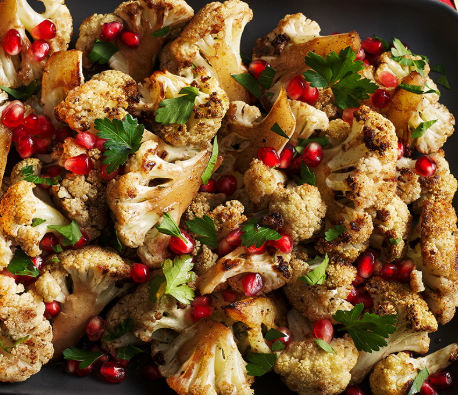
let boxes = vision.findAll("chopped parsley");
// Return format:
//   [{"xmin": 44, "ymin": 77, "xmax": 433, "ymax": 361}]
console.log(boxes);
[{"xmin": 155, "ymin": 86, "xmax": 200, "ymax": 125}]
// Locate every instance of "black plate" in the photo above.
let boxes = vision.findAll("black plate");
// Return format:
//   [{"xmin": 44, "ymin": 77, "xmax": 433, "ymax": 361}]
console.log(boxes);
[{"xmin": 3, "ymin": 0, "xmax": 458, "ymax": 394}]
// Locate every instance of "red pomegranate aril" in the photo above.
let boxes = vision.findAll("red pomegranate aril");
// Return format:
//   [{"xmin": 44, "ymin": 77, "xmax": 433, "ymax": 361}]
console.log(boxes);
[
  {"xmin": 34, "ymin": 137, "xmax": 52, "ymax": 154},
  {"xmin": 356, "ymin": 250, "xmax": 376, "ymax": 278},
  {"xmin": 269, "ymin": 326, "xmax": 292, "ymax": 348},
  {"xmin": 31, "ymin": 39, "xmax": 50, "ymax": 61},
  {"xmin": 169, "ymin": 230, "xmax": 194, "ymax": 255},
  {"xmin": 73, "ymin": 230, "xmax": 89, "ymax": 249},
  {"xmin": 64, "ymin": 359, "xmax": 79, "ymax": 375},
  {"xmin": 428, "ymin": 371, "xmax": 453, "ymax": 389},
  {"xmin": 396, "ymin": 258, "xmax": 414, "ymax": 283},
  {"xmin": 100, "ymin": 164, "xmax": 119, "ymax": 182},
  {"xmin": 222, "ymin": 289, "xmax": 238, "ymax": 302},
  {"xmin": 17, "ymin": 134, "xmax": 36, "ymax": 159},
  {"xmin": 226, "ymin": 228, "xmax": 243, "ymax": 246},
  {"xmin": 31, "ymin": 20, "xmax": 56, "ymax": 40},
  {"xmin": 64, "ymin": 154, "xmax": 94, "ymax": 175},
  {"xmin": 379, "ymin": 71, "xmax": 399, "ymax": 88},
  {"xmin": 397, "ymin": 141, "xmax": 405, "ymax": 160},
  {"xmin": 111, "ymin": 351, "xmax": 131, "ymax": 369},
  {"xmin": 353, "ymin": 290, "xmax": 373, "ymax": 309},
  {"xmin": 192, "ymin": 295, "xmax": 212, "ymax": 307},
  {"xmin": 347, "ymin": 286, "xmax": 358, "ymax": 303},
  {"xmin": 278, "ymin": 144, "xmax": 295, "ymax": 169},
  {"xmin": 76, "ymin": 363, "xmax": 94, "ymax": 377},
  {"xmin": 37, "ymin": 115, "xmax": 55, "ymax": 138},
  {"xmin": 287, "ymin": 75, "xmax": 305, "ymax": 100},
  {"xmin": 355, "ymin": 49, "xmax": 365, "ymax": 61},
  {"xmin": 420, "ymin": 382, "xmax": 438, "ymax": 395},
  {"xmin": 31, "ymin": 256, "xmax": 43, "ymax": 270},
  {"xmin": 247, "ymin": 242, "xmax": 267, "ymax": 255},
  {"xmin": 12, "ymin": 125, "xmax": 28, "ymax": 143},
  {"xmin": 301, "ymin": 82, "xmax": 319, "ymax": 104},
  {"xmin": 361, "ymin": 37, "xmax": 384, "ymax": 56},
  {"xmin": 85, "ymin": 315, "xmax": 106, "ymax": 342},
  {"xmin": 191, "ymin": 304, "xmax": 213, "ymax": 322},
  {"xmin": 3, "ymin": 29, "xmax": 21, "ymax": 56},
  {"xmin": 95, "ymin": 137, "xmax": 108, "ymax": 151},
  {"xmin": 313, "ymin": 319, "xmax": 334, "ymax": 343},
  {"xmin": 342, "ymin": 107, "xmax": 358, "ymax": 124},
  {"xmin": 346, "ymin": 384, "xmax": 367, "ymax": 395},
  {"xmin": 46, "ymin": 165, "xmax": 62, "ymax": 177},
  {"xmin": 142, "ymin": 362, "xmax": 162, "ymax": 381},
  {"xmin": 216, "ymin": 175, "xmax": 237, "ymax": 196},
  {"xmin": 44, "ymin": 301, "xmax": 61, "ymax": 319},
  {"xmin": 242, "ymin": 273, "xmax": 263, "ymax": 296},
  {"xmin": 76, "ymin": 132, "xmax": 97, "ymax": 149},
  {"xmin": 268, "ymin": 234, "xmax": 293, "ymax": 253},
  {"xmin": 120, "ymin": 30, "xmax": 140, "ymax": 48},
  {"xmin": 100, "ymin": 21, "xmax": 124, "ymax": 42},
  {"xmin": 216, "ymin": 238, "xmax": 236, "ymax": 256},
  {"xmin": 90, "ymin": 344, "xmax": 111, "ymax": 365},
  {"xmin": 23, "ymin": 113, "xmax": 40, "ymax": 135},
  {"xmin": 352, "ymin": 273, "xmax": 365, "ymax": 286},
  {"xmin": 2, "ymin": 100, "xmax": 24, "ymax": 127},
  {"xmin": 381, "ymin": 263, "xmax": 399, "ymax": 281},
  {"xmin": 416, "ymin": 155, "xmax": 437, "ymax": 177},
  {"xmin": 249, "ymin": 59, "xmax": 270, "ymax": 79},
  {"xmin": 131, "ymin": 263, "xmax": 151, "ymax": 283},
  {"xmin": 302, "ymin": 142, "xmax": 323, "ymax": 168},
  {"xmin": 372, "ymin": 89, "xmax": 391, "ymax": 109},
  {"xmin": 199, "ymin": 178, "xmax": 217, "ymax": 193},
  {"xmin": 100, "ymin": 361, "xmax": 127, "ymax": 383},
  {"xmin": 258, "ymin": 147, "xmax": 280, "ymax": 167},
  {"xmin": 288, "ymin": 155, "xmax": 303, "ymax": 174},
  {"xmin": 55, "ymin": 127, "xmax": 73, "ymax": 142},
  {"xmin": 40, "ymin": 233, "xmax": 59, "ymax": 253}
]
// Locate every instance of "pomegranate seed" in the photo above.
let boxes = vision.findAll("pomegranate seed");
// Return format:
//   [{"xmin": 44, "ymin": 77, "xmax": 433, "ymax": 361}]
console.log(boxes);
[
  {"xmin": 356, "ymin": 250, "xmax": 376, "ymax": 278},
  {"xmin": 249, "ymin": 59, "xmax": 270, "ymax": 79},
  {"xmin": 64, "ymin": 359, "xmax": 79, "ymax": 375},
  {"xmin": 37, "ymin": 115, "xmax": 55, "ymax": 138},
  {"xmin": 192, "ymin": 295, "xmax": 212, "ymax": 306},
  {"xmin": 258, "ymin": 147, "xmax": 280, "ymax": 167},
  {"xmin": 31, "ymin": 256, "xmax": 43, "ymax": 270},
  {"xmin": 12, "ymin": 125, "xmax": 28, "ymax": 144},
  {"xmin": 226, "ymin": 228, "xmax": 243, "ymax": 246},
  {"xmin": 363, "ymin": 58, "xmax": 371, "ymax": 66},
  {"xmin": 415, "ymin": 155, "xmax": 436, "ymax": 177},
  {"xmin": 380, "ymin": 263, "xmax": 399, "ymax": 281},
  {"xmin": 352, "ymin": 274, "xmax": 365, "ymax": 286},
  {"xmin": 342, "ymin": 107, "xmax": 358, "ymax": 124},
  {"xmin": 287, "ymin": 75, "xmax": 305, "ymax": 100},
  {"xmin": 3, "ymin": 29, "xmax": 22, "ymax": 56},
  {"xmin": 40, "ymin": 233, "xmax": 59, "ymax": 253},
  {"xmin": 313, "ymin": 319, "xmax": 334, "ymax": 343},
  {"xmin": 216, "ymin": 238, "xmax": 236, "ymax": 256},
  {"xmin": 301, "ymin": 82, "xmax": 319, "ymax": 104},
  {"xmin": 120, "ymin": 30, "xmax": 140, "ymax": 48},
  {"xmin": 379, "ymin": 71, "xmax": 399, "ymax": 88},
  {"xmin": 420, "ymin": 382, "xmax": 438, "ymax": 395},
  {"xmin": 76, "ymin": 363, "xmax": 94, "ymax": 377},
  {"xmin": 288, "ymin": 155, "xmax": 303, "ymax": 174},
  {"xmin": 75, "ymin": 132, "xmax": 97, "ymax": 149},
  {"xmin": 361, "ymin": 37, "xmax": 384, "ymax": 56},
  {"xmin": 268, "ymin": 234, "xmax": 293, "ymax": 253},
  {"xmin": 396, "ymin": 258, "xmax": 414, "ymax": 283},
  {"xmin": 73, "ymin": 230, "xmax": 89, "ymax": 249},
  {"xmin": 199, "ymin": 178, "xmax": 217, "ymax": 193},
  {"xmin": 372, "ymin": 89, "xmax": 391, "ymax": 108},
  {"xmin": 23, "ymin": 113, "xmax": 40, "ymax": 135},
  {"xmin": 34, "ymin": 137, "xmax": 52, "ymax": 154},
  {"xmin": 346, "ymin": 384, "xmax": 367, "ymax": 395},
  {"xmin": 397, "ymin": 141, "xmax": 405, "ymax": 160},
  {"xmin": 46, "ymin": 165, "xmax": 62, "ymax": 177},
  {"xmin": 216, "ymin": 175, "xmax": 237, "ymax": 196},
  {"xmin": 17, "ymin": 134, "xmax": 36, "ymax": 158},
  {"xmin": 247, "ymin": 242, "xmax": 267, "ymax": 255},
  {"xmin": 365, "ymin": 53, "xmax": 379, "ymax": 67},
  {"xmin": 1, "ymin": 269, "xmax": 18, "ymax": 282},
  {"xmin": 55, "ymin": 127, "xmax": 73, "ymax": 142},
  {"xmin": 278, "ymin": 144, "xmax": 295, "ymax": 169},
  {"xmin": 428, "ymin": 371, "xmax": 453, "ymax": 389},
  {"xmin": 302, "ymin": 142, "xmax": 323, "ymax": 168},
  {"xmin": 85, "ymin": 315, "xmax": 106, "ymax": 341},
  {"xmin": 347, "ymin": 286, "xmax": 358, "ymax": 303},
  {"xmin": 44, "ymin": 301, "xmax": 61, "ymax": 319},
  {"xmin": 100, "ymin": 361, "xmax": 127, "ymax": 383},
  {"xmin": 89, "ymin": 344, "xmax": 111, "ymax": 365},
  {"xmin": 111, "ymin": 350, "xmax": 131, "ymax": 369},
  {"xmin": 191, "ymin": 304, "xmax": 213, "ymax": 322},
  {"xmin": 222, "ymin": 289, "xmax": 238, "ymax": 302},
  {"xmin": 2, "ymin": 100, "xmax": 24, "ymax": 127},
  {"xmin": 100, "ymin": 21, "xmax": 124, "ymax": 42},
  {"xmin": 31, "ymin": 20, "xmax": 56, "ymax": 40},
  {"xmin": 31, "ymin": 39, "xmax": 50, "ymax": 61},
  {"xmin": 169, "ymin": 230, "xmax": 194, "ymax": 255},
  {"xmin": 142, "ymin": 362, "xmax": 162, "ymax": 381},
  {"xmin": 242, "ymin": 273, "xmax": 263, "ymax": 296},
  {"xmin": 131, "ymin": 263, "xmax": 151, "ymax": 283},
  {"xmin": 95, "ymin": 137, "xmax": 108, "ymax": 151},
  {"xmin": 100, "ymin": 164, "xmax": 119, "ymax": 181},
  {"xmin": 352, "ymin": 290, "xmax": 373, "ymax": 309},
  {"xmin": 64, "ymin": 154, "xmax": 93, "ymax": 175},
  {"xmin": 268, "ymin": 326, "xmax": 291, "ymax": 348},
  {"xmin": 355, "ymin": 49, "xmax": 365, "ymax": 61}
]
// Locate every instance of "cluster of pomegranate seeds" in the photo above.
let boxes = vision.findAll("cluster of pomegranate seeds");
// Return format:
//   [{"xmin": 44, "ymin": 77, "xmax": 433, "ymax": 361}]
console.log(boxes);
[
  {"xmin": 371, "ymin": 89, "xmax": 391, "ymax": 108},
  {"xmin": 415, "ymin": 155, "xmax": 437, "ymax": 177},
  {"xmin": 286, "ymin": 75, "xmax": 319, "ymax": 104},
  {"xmin": 3, "ymin": 29, "xmax": 21, "ymax": 56},
  {"xmin": 216, "ymin": 227, "xmax": 242, "ymax": 256},
  {"xmin": 268, "ymin": 234, "xmax": 293, "ymax": 253},
  {"xmin": 130, "ymin": 263, "xmax": 151, "ymax": 283},
  {"xmin": 248, "ymin": 59, "xmax": 270, "ymax": 79},
  {"xmin": 312, "ymin": 319, "xmax": 334, "ymax": 343},
  {"xmin": 356, "ymin": 250, "xmax": 376, "ymax": 279},
  {"xmin": 258, "ymin": 147, "xmax": 280, "ymax": 167},
  {"xmin": 100, "ymin": 361, "xmax": 127, "ymax": 383},
  {"xmin": 64, "ymin": 154, "xmax": 94, "ymax": 175},
  {"xmin": 191, "ymin": 295, "xmax": 213, "ymax": 322},
  {"xmin": 31, "ymin": 20, "xmax": 57, "ymax": 40},
  {"xmin": 347, "ymin": 285, "xmax": 373, "ymax": 308},
  {"xmin": 427, "ymin": 371, "xmax": 453, "ymax": 389},
  {"xmin": 345, "ymin": 384, "xmax": 367, "ymax": 395},
  {"xmin": 242, "ymin": 272, "xmax": 263, "ymax": 296},
  {"xmin": 85, "ymin": 315, "xmax": 106, "ymax": 341},
  {"xmin": 100, "ymin": 21, "xmax": 124, "ymax": 42},
  {"xmin": 302, "ymin": 142, "xmax": 323, "ymax": 167},
  {"xmin": 44, "ymin": 301, "xmax": 61, "ymax": 320},
  {"xmin": 379, "ymin": 71, "xmax": 399, "ymax": 88},
  {"xmin": 215, "ymin": 174, "xmax": 237, "ymax": 196},
  {"xmin": 120, "ymin": 31, "xmax": 140, "ymax": 48},
  {"xmin": 397, "ymin": 140, "xmax": 405, "ymax": 160},
  {"xmin": 169, "ymin": 229, "xmax": 194, "ymax": 255}
]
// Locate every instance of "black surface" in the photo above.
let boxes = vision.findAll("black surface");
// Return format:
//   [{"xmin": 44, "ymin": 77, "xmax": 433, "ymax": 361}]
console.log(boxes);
[{"xmin": 4, "ymin": 0, "xmax": 458, "ymax": 394}]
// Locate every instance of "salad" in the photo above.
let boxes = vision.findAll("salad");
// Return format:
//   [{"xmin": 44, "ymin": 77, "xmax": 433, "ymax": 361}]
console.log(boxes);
[{"xmin": 0, "ymin": 0, "xmax": 457, "ymax": 394}]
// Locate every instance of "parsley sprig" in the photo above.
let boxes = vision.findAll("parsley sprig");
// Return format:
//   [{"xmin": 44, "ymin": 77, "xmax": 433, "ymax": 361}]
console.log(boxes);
[
  {"xmin": 299, "ymin": 254, "xmax": 329, "ymax": 285},
  {"xmin": 21, "ymin": 166, "xmax": 61, "ymax": 186},
  {"xmin": 303, "ymin": 46, "xmax": 378, "ymax": 109},
  {"xmin": 48, "ymin": 220, "xmax": 82, "ymax": 246},
  {"xmin": 7, "ymin": 248, "xmax": 40, "ymax": 277},
  {"xmin": 408, "ymin": 367, "xmax": 429, "ymax": 395},
  {"xmin": 103, "ymin": 318, "xmax": 134, "ymax": 342},
  {"xmin": 0, "ymin": 80, "xmax": 37, "ymax": 101},
  {"xmin": 186, "ymin": 215, "xmax": 217, "ymax": 249},
  {"xmin": 0, "ymin": 336, "xmax": 29, "ymax": 353},
  {"xmin": 155, "ymin": 212, "xmax": 184, "ymax": 240},
  {"xmin": 155, "ymin": 86, "xmax": 200, "ymax": 125},
  {"xmin": 201, "ymin": 137, "xmax": 218, "ymax": 185},
  {"xmin": 391, "ymin": 38, "xmax": 428, "ymax": 78},
  {"xmin": 63, "ymin": 347, "xmax": 104, "ymax": 369},
  {"xmin": 240, "ymin": 219, "xmax": 281, "ymax": 248},
  {"xmin": 89, "ymin": 40, "xmax": 118, "ymax": 64},
  {"xmin": 246, "ymin": 352, "xmax": 277, "ymax": 376}
]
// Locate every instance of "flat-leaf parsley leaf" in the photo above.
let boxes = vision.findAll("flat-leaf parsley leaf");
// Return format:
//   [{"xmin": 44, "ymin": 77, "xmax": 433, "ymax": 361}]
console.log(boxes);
[{"xmin": 155, "ymin": 86, "xmax": 200, "ymax": 125}]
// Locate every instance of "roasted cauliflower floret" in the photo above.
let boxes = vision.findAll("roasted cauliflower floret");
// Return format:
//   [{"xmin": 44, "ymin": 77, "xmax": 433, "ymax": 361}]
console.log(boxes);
[
  {"xmin": 395, "ymin": 157, "xmax": 421, "ymax": 205},
  {"xmin": 152, "ymin": 318, "xmax": 254, "ymax": 395},
  {"xmin": 0, "ymin": 0, "xmax": 72, "ymax": 88},
  {"xmin": 0, "ymin": 180, "xmax": 69, "ymax": 257},
  {"xmin": 269, "ymin": 183, "xmax": 326, "ymax": 243},
  {"xmin": 9, "ymin": 158, "xmax": 42, "ymax": 185},
  {"xmin": 407, "ymin": 200, "xmax": 458, "ymax": 325},
  {"xmin": 134, "ymin": 67, "xmax": 229, "ymax": 147},
  {"xmin": 0, "ymin": 275, "xmax": 53, "ymax": 382},
  {"xmin": 326, "ymin": 119, "xmax": 352, "ymax": 145},
  {"xmin": 0, "ymin": 228, "xmax": 13, "ymax": 271},
  {"xmin": 160, "ymin": 0, "xmax": 253, "ymax": 102},
  {"xmin": 369, "ymin": 343, "xmax": 458, "ymax": 395},
  {"xmin": 288, "ymin": 100, "xmax": 329, "ymax": 145}
]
